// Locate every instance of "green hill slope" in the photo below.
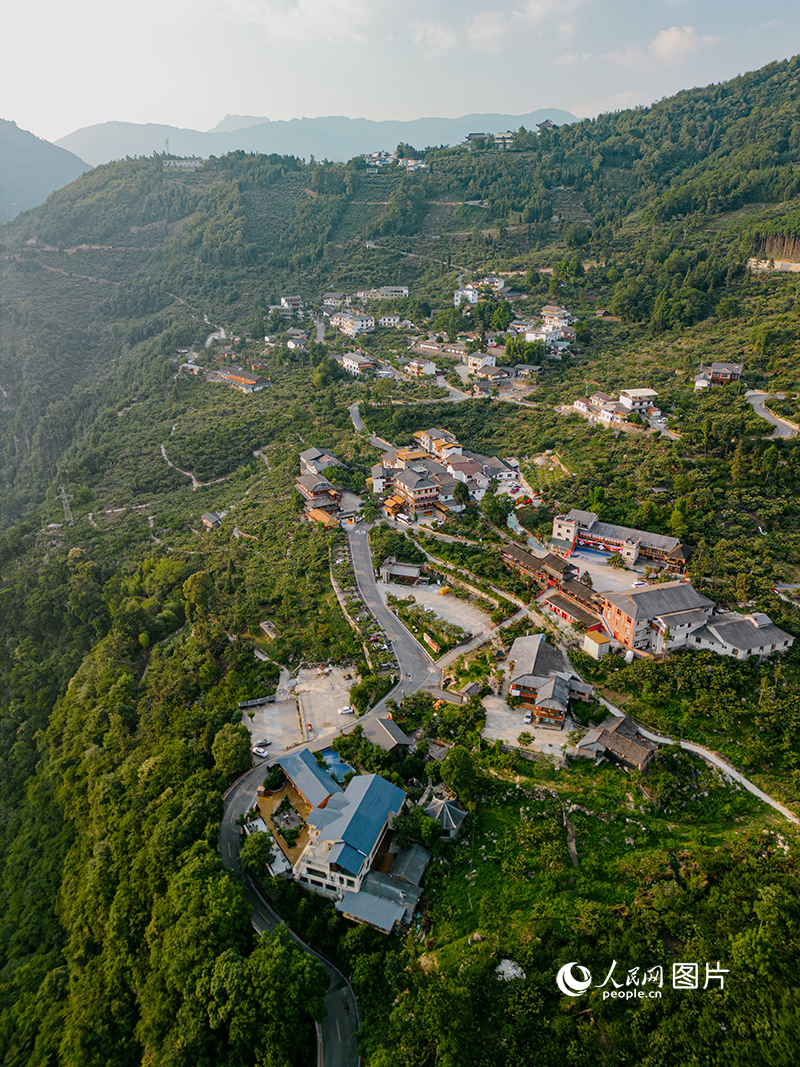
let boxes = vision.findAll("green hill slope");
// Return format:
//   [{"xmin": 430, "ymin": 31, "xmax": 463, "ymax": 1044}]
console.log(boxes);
[{"xmin": 3, "ymin": 58, "xmax": 800, "ymax": 1067}]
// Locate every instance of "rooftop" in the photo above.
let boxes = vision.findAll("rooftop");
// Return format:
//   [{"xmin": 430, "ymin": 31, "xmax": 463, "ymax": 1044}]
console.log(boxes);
[
  {"xmin": 602, "ymin": 582, "xmax": 713, "ymax": 622},
  {"xmin": 278, "ymin": 749, "xmax": 343, "ymax": 808}
]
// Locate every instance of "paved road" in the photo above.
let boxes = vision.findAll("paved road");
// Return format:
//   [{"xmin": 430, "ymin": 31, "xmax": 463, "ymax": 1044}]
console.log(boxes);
[
  {"xmin": 347, "ymin": 524, "xmax": 440, "ymax": 709},
  {"xmin": 316, "ymin": 318, "xmax": 326, "ymax": 343},
  {"xmin": 219, "ymin": 771, "xmax": 361, "ymax": 1067},
  {"xmin": 348, "ymin": 402, "xmax": 365, "ymax": 432},
  {"xmin": 745, "ymin": 391, "xmax": 798, "ymax": 438},
  {"xmin": 597, "ymin": 699, "xmax": 800, "ymax": 826}
]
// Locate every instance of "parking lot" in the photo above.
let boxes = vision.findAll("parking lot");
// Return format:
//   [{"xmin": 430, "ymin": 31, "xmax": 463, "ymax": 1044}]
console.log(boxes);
[
  {"xmin": 375, "ymin": 580, "xmax": 492, "ymax": 637},
  {"xmin": 481, "ymin": 694, "xmax": 575, "ymax": 757},
  {"xmin": 244, "ymin": 665, "xmax": 355, "ymax": 756}
]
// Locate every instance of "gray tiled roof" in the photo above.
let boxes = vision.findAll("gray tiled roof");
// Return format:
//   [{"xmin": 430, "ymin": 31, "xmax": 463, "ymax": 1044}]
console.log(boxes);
[
  {"xmin": 393, "ymin": 469, "xmax": 436, "ymax": 490},
  {"xmin": 694, "ymin": 614, "xmax": 792, "ymax": 653},
  {"xmin": 279, "ymin": 749, "xmax": 342, "ymax": 808},
  {"xmin": 590, "ymin": 519, "xmax": 682, "ymax": 552},
  {"xmin": 362, "ymin": 717, "xmax": 412, "ymax": 750},
  {"xmin": 296, "ymin": 473, "xmax": 335, "ymax": 493},
  {"xmin": 390, "ymin": 843, "xmax": 431, "ymax": 886},
  {"xmin": 603, "ymin": 582, "xmax": 713, "ymax": 622},
  {"xmin": 425, "ymin": 798, "xmax": 467, "ymax": 833},
  {"xmin": 336, "ymin": 891, "xmax": 404, "ymax": 933},
  {"xmin": 507, "ymin": 634, "xmax": 569, "ymax": 683},
  {"xmin": 563, "ymin": 508, "xmax": 600, "ymax": 525}
]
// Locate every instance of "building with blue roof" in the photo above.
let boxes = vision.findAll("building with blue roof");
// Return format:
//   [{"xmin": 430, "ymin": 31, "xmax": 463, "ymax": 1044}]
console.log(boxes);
[
  {"xmin": 294, "ymin": 773, "xmax": 406, "ymax": 899},
  {"xmin": 278, "ymin": 749, "xmax": 342, "ymax": 809}
]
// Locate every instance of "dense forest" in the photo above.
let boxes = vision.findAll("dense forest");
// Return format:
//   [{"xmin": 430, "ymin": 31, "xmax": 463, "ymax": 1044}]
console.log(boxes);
[{"xmin": 3, "ymin": 55, "xmax": 800, "ymax": 1066}]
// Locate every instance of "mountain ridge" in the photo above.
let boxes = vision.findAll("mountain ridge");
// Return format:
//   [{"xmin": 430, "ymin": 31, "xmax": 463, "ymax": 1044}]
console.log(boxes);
[
  {"xmin": 0, "ymin": 119, "xmax": 90, "ymax": 222},
  {"xmin": 55, "ymin": 108, "xmax": 580, "ymax": 166}
]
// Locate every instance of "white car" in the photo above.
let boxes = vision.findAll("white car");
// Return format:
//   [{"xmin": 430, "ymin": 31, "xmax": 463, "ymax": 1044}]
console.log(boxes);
[
  {"xmin": 632, "ymin": 580, "xmax": 647, "ymax": 588},
  {"xmin": 523, "ymin": 712, "xmax": 533, "ymax": 725},
  {"xmin": 252, "ymin": 742, "xmax": 272, "ymax": 758},
  {"xmin": 338, "ymin": 705, "xmax": 356, "ymax": 715}
]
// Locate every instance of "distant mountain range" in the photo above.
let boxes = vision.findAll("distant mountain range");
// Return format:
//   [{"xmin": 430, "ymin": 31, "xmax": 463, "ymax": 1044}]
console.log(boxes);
[
  {"xmin": 0, "ymin": 120, "xmax": 90, "ymax": 223},
  {"xmin": 55, "ymin": 109, "xmax": 580, "ymax": 167}
]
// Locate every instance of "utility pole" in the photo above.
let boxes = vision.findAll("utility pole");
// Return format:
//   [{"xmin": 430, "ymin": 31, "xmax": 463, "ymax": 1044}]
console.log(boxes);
[{"xmin": 57, "ymin": 485, "xmax": 73, "ymax": 525}]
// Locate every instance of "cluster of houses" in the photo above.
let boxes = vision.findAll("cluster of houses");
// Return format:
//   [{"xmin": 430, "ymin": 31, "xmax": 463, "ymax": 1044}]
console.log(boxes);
[
  {"xmin": 179, "ymin": 358, "xmax": 271, "ymax": 395},
  {"xmin": 454, "ymin": 275, "xmax": 511, "ymax": 306},
  {"xmin": 363, "ymin": 150, "xmax": 429, "ymax": 173},
  {"xmin": 266, "ymin": 746, "xmax": 465, "ymax": 934},
  {"xmin": 371, "ymin": 427, "xmax": 519, "ymax": 521},
  {"xmin": 500, "ymin": 527, "xmax": 793, "ymax": 662},
  {"xmin": 502, "ymin": 631, "xmax": 658, "ymax": 773},
  {"xmin": 572, "ymin": 388, "xmax": 660, "ymax": 426},
  {"xmin": 324, "ymin": 287, "xmax": 409, "ymax": 337},
  {"xmin": 421, "ymin": 303, "xmax": 575, "ymax": 370}
]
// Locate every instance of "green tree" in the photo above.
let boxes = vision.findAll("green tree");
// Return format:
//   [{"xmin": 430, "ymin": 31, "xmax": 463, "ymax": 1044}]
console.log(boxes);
[
  {"xmin": 239, "ymin": 831, "xmax": 275, "ymax": 882},
  {"xmin": 212, "ymin": 723, "xmax": 252, "ymax": 777},
  {"xmin": 453, "ymin": 480, "xmax": 470, "ymax": 508},
  {"xmin": 440, "ymin": 745, "xmax": 478, "ymax": 804}
]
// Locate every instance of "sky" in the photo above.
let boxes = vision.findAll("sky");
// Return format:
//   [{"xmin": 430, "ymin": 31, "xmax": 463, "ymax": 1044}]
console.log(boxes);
[{"xmin": 5, "ymin": 0, "xmax": 800, "ymax": 142}]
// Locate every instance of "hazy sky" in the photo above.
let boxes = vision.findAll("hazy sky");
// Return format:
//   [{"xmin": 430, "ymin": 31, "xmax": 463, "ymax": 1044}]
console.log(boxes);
[{"xmin": 6, "ymin": 0, "xmax": 800, "ymax": 141}]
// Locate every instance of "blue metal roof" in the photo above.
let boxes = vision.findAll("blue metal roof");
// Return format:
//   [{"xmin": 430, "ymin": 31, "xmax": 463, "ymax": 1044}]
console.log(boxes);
[
  {"xmin": 305, "ymin": 773, "xmax": 405, "ymax": 870},
  {"xmin": 278, "ymin": 749, "xmax": 342, "ymax": 808},
  {"xmin": 328, "ymin": 841, "xmax": 364, "ymax": 875}
]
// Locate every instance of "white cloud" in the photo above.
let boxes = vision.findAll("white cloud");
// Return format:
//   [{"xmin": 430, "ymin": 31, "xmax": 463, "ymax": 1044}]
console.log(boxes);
[
  {"xmin": 649, "ymin": 25, "xmax": 720, "ymax": 62},
  {"xmin": 466, "ymin": 0, "xmax": 583, "ymax": 52},
  {"xmin": 219, "ymin": 0, "xmax": 380, "ymax": 43},
  {"xmin": 467, "ymin": 12, "xmax": 512, "ymax": 53},
  {"xmin": 412, "ymin": 20, "xmax": 457, "ymax": 57}
]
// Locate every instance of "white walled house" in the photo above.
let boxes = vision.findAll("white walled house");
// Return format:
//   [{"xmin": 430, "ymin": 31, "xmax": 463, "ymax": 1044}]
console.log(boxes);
[
  {"xmin": 619, "ymin": 388, "xmax": 658, "ymax": 413},
  {"xmin": 342, "ymin": 351, "xmax": 375, "ymax": 375}
]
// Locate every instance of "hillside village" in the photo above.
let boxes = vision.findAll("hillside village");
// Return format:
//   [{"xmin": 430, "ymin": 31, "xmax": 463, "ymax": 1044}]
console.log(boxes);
[{"xmin": 8, "ymin": 61, "xmax": 800, "ymax": 1067}]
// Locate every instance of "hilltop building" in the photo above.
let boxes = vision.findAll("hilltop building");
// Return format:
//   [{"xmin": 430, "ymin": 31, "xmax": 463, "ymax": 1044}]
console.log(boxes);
[
  {"xmin": 551, "ymin": 509, "xmax": 690, "ymax": 569},
  {"xmin": 694, "ymin": 363, "xmax": 743, "ymax": 390},
  {"xmin": 275, "ymin": 760, "xmax": 429, "ymax": 935}
]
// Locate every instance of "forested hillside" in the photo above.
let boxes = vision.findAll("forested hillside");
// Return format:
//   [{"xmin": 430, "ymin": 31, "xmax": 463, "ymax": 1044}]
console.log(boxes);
[{"xmin": 3, "ymin": 55, "xmax": 800, "ymax": 1067}]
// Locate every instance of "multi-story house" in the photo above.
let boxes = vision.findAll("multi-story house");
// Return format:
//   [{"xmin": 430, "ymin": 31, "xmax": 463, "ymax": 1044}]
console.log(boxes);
[
  {"xmin": 342, "ymin": 351, "xmax": 375, "ymax": 375},
  {"xmin": 412, "ymin": 427, "xmax": 463, "ymax": 461},
  {"xmin": 295, "ymin": 473, "xmax": 340, "ymax": 513},
  {"xmin": 506, "ymin": 634, "xmax": 587, "ymax": 729},
  {"xmin": 454, "ymin": 288, "xmax": 479, "ymax": 307},
  {"xmin": 619, "ymin": 388, "xmax": 659, "ymax": 413},
  {"xmin": 299, "ymin": 446, "xmax": 344, "ymax": 477},
  {"xmin": 392, "ymin": 469, "xmax": 440, "ymax": 514},
  {"xmin": 408, "ymin": 358, "xmax": 437, "ymax": 376},
  {"xmin": 466, "ymin": 352, "xmax": 496, "ymax": 373},
  {"xmin": 694, "ymin": 363, "xmax": 743, "ymax": 390},
  {"xmin": 552, "ymin": 508, "xmax": 690, "ymax": 568}
]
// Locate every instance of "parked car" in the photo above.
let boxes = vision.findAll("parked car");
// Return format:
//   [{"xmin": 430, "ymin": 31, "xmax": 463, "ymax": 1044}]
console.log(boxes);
[
  {"xmin": 338, "ymin": 705, "xmax": 356, "ymax": 715},
  {"xmin": 252, "ymin": 741, "xmax": 272, "ymax": 758},
  {"xmin": 523, "ymin": 712, "xmax": 533, "ymax": 724},
  {"xmin": 632, "ymin": 580, "xmax": 647, "ymax": 588},
  {"xmin": 510, "ymin": 486, "xmax": 520, "ymax": 494}
]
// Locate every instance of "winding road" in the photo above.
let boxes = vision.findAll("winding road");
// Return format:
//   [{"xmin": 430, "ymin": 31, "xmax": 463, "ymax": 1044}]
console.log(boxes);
[
  {"xmin": 346, "ymin": 524, "xmax": 440, "ymax": 709},
  {"xmin": 745, "ymin": 390, "xmax": 798, "ymax": 439},
  {"xmin": 219, "ymin": 773, "xmax": 361, "ymax": 1067}
]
